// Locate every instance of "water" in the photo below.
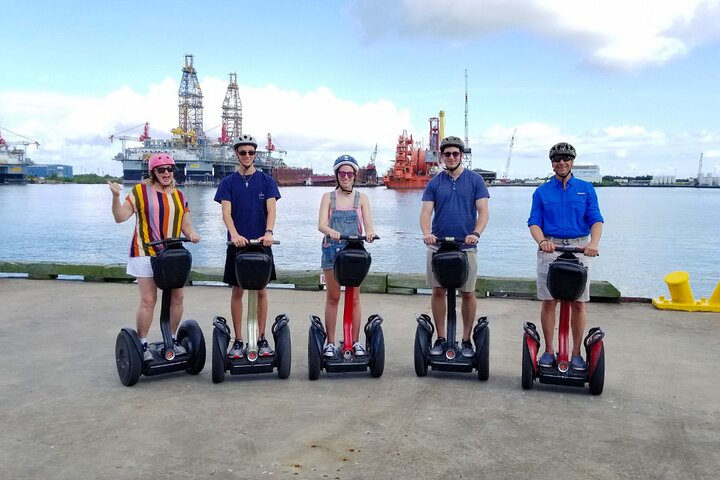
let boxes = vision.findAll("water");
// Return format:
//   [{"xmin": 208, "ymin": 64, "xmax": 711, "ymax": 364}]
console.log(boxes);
[{"xmin": 1, "ymin": 184, "xmax": 718, "ymax": 298}]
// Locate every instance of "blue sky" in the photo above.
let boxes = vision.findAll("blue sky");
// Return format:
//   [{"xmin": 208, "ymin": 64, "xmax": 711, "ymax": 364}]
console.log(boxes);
[{"xmin": 1, "ymin": 0, "xmax": 719, "ymax": 178}]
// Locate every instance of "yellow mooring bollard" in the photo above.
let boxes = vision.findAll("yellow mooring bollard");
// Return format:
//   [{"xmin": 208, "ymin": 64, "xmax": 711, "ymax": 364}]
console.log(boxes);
[{"xmin": 653, "ymin": 271, "xmax": 720, "ymax": 312}]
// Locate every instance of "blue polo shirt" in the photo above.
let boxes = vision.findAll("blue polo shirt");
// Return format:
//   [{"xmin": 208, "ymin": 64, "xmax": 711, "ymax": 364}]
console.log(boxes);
[
  {"xmin": 527, "ymin": 175, "xmax": 603, "ymax": 238},
  {"xmin": 422, "ymin": 169, "xmax": 489, "ymax": 241},
  {"xmin": 214, "ymin": 171, "xmax": 281, "ymax": 240}
]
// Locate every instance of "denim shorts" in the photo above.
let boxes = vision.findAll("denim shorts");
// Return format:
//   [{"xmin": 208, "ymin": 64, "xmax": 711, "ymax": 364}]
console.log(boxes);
[{"xmin": 321, "ymin": 241, "xmax": 344, "ymax": 270}]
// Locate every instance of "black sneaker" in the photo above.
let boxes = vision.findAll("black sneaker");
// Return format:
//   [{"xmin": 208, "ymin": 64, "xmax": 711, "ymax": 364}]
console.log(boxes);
[
  {"xmin": 228, "ymin": 340, "xmax": 244, "ymax": 359},
  {"xmin": 429, "ymin": 337, "xmax": 447, "ymax": 356},
  {"xmin": 258, "ymin": 337, "xmax": 274, "ymax": 356},
  {"xmin": 461, "ymin": 339, "xmax": 474, "ymax": 358}
]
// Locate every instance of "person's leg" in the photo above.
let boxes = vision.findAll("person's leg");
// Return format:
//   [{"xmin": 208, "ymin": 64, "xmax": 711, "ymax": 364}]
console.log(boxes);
[
  {"xmin": 257, "ymin": 288, "xmax": 268, "ymax": 337},
  {"xmin": 460, "ymin": 291, "xmax": 476, "ymax": 340},
  {"xmin": 169, "ymin": 287, "xmax": 184, "ymax": 334},
  {"xmin": 324, "ymin": 269, "xmax": 341, "ymax": 345},
  {"xmin": 540, "ymin": 299, "xmax": 557, "ymax": 353},
  {"xmin": 570, "ymin": 301, "xmax": 586, "ymax": 357},
  {"xmin": 230, "ymin": 286, "xmax": 244, "ymax": 341},
  {"xmin": 136, "ymin": 278, "xmax": 157, "ymax": 338},
  {"xmin": 431, "ymin": 287, "xmax": 447, "ymax": 338}
]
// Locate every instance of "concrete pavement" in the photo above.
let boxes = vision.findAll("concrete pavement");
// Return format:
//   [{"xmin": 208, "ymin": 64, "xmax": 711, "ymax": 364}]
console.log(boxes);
[{"xmin": 1, "ymin": 278, "xmax": 719, "ymax": 480}]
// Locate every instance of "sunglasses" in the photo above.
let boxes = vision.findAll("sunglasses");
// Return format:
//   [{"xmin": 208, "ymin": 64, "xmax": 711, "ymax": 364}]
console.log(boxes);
[
  {"xmin": 154, "ymin": 166, "xmax": 174, "ymax": 173},
  {"xmin": 551, "ymin": 157, "xmax": 573, "ymax": 163},
  {"xmin": 337, "ymin": 171, "xmax": 355, "ymax": 178},
  {"xmin": 442, "ymin": 151, "xmax": 462, "ymax": 159},
  {"xmin": 237, "ymin": 150, "xmax": 256, "ymax": 157}
]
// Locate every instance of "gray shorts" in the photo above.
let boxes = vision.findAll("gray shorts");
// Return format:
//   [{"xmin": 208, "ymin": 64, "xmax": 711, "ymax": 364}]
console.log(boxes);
[
  {"xmin": 426, "ymin": 247, "xmax": 478, "ymax": 293},
  {"xmin": 536, "ymin": 237, "xmax": 590, "ymax": 302}
]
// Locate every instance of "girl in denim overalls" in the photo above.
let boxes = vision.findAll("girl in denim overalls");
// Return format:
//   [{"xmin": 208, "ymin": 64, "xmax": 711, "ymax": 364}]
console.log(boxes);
[{"xmin": 317, "ymin": 155, "xmax": 377, "ymax": 358}]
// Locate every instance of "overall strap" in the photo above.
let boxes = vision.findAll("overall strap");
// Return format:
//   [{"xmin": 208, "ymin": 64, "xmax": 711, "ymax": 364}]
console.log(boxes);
[
  {"xmin": 352, "ymin": 190, "xmax": 360, "ymax": 209},
  {"xmin": 330, "ymin": 190, "xmax": 336, "ymax": 210}
]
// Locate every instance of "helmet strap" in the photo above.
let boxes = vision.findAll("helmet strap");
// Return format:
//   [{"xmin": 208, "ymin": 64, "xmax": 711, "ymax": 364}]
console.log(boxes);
[{"xmin": 444, "ymin": 162, "xmax": 461, "ymax": 173}]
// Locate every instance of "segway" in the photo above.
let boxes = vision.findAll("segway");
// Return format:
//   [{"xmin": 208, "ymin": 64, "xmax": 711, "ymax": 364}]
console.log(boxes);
[
  {"xmin": 115, "ymin": 237, "xmax": 206, "ymax": 387},
  {"xmin": 211, "ymin": 240, "xmax": 291, "ymax": 383},
  {"xmin": 521, "ymin": 245, "xmax": 605, "ymax": 395},
  {"xmin": 414, "ymin": 237, "xmax": 489, "ymax": 380},
  {"xmin": 308, "ymin": 235, "xmax": 384, "ymax": 379}
]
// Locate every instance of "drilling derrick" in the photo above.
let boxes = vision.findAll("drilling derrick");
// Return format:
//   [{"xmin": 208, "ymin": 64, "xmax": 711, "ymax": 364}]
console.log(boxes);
[
  {"xmin": 219, "ymin": 73, "xmax": 242, "ymax": 144},
  {"xmin": 178, "ymin": 54, "xmax": 204, "ymax": 145}
]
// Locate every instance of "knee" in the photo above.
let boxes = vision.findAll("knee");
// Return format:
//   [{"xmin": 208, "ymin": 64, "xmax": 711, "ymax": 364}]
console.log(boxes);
[
  {"xmin": 432, "ymin": 288, "xmax": 445, "ymax": 301},
  {"xmin": 172, "ymin": 289, "xmax": 184, "ymax": 304}
]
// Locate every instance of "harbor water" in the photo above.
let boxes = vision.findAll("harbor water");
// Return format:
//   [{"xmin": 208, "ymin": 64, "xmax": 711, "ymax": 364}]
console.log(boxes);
[{"xmin": 1, "ymin": 183, "xmax": 718, "ymax": 299}]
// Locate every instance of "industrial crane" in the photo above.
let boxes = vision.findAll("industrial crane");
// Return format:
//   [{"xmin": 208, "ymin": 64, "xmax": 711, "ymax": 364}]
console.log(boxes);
[
  {"xmin": 502, "ymin": 128, "xmax": 517, "ymax": 184},
  {"xmin": 266, "ymin": 133, "xmax": 287, "ymax": 155},
  {"xmin": 0, "ymin": 127, "xmax": 40, "ymax": 150}
]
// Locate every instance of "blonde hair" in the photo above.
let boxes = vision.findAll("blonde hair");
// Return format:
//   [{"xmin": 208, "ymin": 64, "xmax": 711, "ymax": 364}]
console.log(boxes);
[{"xmin": 144, "ymin": 170, "xmax": 176, "ymax": 190}]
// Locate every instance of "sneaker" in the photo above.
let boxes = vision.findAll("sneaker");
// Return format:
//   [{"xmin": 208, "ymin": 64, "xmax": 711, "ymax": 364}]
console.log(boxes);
[
  {"xmin": 429, "ymin": 337, "xmax": 447, "ymax": 356},
  {"xmin": 258, "ymin": 337, "xmax": 274, "ymax": 356},
  {"xmin": 173, "ymin": 339, "xmax": 187, "ymax": 356},
  {"xmin": 571, "ymin": 355, "xmax": 586, "ymax": 371},
  {"xmin": 228, "ymin": 340, "xmax": 244, "ymax": 359},
  {"xmin": 461, "ymin": 339, "xmax": 474, "ymax": 358},
  {"xmin": 538, "ymin": 352, "xmax": 555, "ymax": 368},
  {"xmin": 352, "ymin": 341, "xmax": 366, "ymax": 357},
  {"xmin": 323, "ymin": 343, "xmax": 337, "ymax": 358},
  {"xmin": 142, "ymin": 343, "xmax": 153, "ymax": 362}
]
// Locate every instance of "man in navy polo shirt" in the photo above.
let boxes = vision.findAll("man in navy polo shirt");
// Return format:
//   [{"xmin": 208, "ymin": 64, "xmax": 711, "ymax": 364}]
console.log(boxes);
[
  {"xmin": 528, "ymin": 142, "xmax": 604, "ymax": 371},
  {"xmin": 421, "ymin": 136, "xmax": 490, "ymax": 359}
]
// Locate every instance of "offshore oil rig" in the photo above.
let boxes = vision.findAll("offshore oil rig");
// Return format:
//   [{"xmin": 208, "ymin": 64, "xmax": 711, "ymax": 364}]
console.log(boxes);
[{"xmin": 111, "ymin": 55, "xmax": 290, "ymax": 184}]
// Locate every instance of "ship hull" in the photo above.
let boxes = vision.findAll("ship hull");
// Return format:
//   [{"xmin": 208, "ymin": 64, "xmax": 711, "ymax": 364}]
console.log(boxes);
[{"xmin": 384, "ymin": 177, "xmax": 430, "ymax": 189}]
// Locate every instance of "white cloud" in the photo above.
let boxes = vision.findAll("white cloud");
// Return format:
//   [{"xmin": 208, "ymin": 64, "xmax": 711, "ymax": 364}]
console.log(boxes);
[{"xmin": 348, "ymin": 0, "xmax": 720, "ymax": 70}]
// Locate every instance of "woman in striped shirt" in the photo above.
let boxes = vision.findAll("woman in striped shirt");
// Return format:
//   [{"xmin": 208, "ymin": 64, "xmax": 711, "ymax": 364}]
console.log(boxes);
[{"xmin": 108, "ymin": 153, "xmax": 201, "ymax": 362}]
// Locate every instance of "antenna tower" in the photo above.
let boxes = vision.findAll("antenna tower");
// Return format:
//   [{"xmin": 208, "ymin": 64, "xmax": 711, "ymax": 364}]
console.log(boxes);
[
  {"xmin": 464, "ymin": 69, "xmax": 471, "ymax": 169},
  {"xmin": 697, "ymin": 152, "xmax": 703, "ymax": 184}
]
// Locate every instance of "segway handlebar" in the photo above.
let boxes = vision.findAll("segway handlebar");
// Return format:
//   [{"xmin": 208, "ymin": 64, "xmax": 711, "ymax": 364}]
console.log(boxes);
[
  {"xmin": 438, "ymin": 236, "xmax": 468, "ymax": 244},
  {"xmin": 338, "ymin": 235, "xmax": 379, "ymax": 242},
  {"xmin": 226, "ymin": 239, "xmax": 281, "ymax": 246},
  {"xmin": 541, "ymin": 245, "xmax": 598, "ymax": 256},
  {"xmin": 146, "ymin": 237, "xmax": 190, "ymax": 247}
]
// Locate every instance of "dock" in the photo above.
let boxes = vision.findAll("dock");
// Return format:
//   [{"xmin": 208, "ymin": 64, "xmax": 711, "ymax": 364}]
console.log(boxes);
[{"xmin": 1, "ymin": 277, "xmax": 719, "ymax": 479}]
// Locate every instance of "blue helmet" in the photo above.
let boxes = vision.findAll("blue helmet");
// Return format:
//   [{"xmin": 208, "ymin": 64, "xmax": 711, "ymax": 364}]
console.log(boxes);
[{"xmin": 333, "ymin": 154, "xmax": 359, "ymax": 172}]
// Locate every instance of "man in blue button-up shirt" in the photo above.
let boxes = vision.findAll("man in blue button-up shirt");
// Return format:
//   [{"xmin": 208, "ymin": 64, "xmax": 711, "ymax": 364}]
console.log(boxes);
[{"xmin": 528, "ymin": 142, "xmax": 603, "ymax": 372}]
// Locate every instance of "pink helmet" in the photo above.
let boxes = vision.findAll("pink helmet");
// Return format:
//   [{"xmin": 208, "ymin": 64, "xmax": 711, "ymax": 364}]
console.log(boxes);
[{"xmin": 148, "ymin": 153, "xmax": 175, "ymax": 172}]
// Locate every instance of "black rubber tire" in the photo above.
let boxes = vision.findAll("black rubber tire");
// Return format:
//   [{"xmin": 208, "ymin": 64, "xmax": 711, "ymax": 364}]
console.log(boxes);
[
  {"xmin": 307, "ymin": 327, "xmax": 322, "ymax": 381},
  {"xmin": 521, "ymin": 340, "xmax": 534, "ymax": 390},
  {"xmin": 589, "ymin": 345, "xmax": 605, "ymax": 396},
  {"xmin": 476, "ymin": 329, "xmax": 490, "ymax": 381},
  {"xmin": 275, "ymin": 326, "xmax": 292, "ymax": 379},
  {"xmin": 211, "ymin": 327, "xmax": 227, "ymax": 384},
  {"xmin": 116, "ymin": 331, "xmax": 142, "ymax": 387},
  {"xmin": 369, "ymin": 327, "xmax": 385, "ymax": 378},
  {"xmin": 179, "ymin": 320, "xmax": 205, "ymax": 375},
  {"xmin": 414, "ymin": 326, "xmax": 429, "ymax": 377}
]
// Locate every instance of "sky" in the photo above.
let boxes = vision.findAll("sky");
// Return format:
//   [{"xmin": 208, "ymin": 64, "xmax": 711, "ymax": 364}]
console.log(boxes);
[{"xmin": 2, "ymin": 0, "xmax": 720, "ymax": 179}]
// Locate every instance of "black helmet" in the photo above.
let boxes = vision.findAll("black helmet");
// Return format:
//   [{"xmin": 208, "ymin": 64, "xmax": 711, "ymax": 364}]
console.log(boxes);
[
  {"xmin": 549, "ymin": 142, "xmax": 576, "ymax": 160},
  {"xmin": 440, "ymin": 136, "xmax": 465, "ymax": 152},
  {"xmin": 233, "ymin": 134, "xmax": 257, "ymax": 150}
]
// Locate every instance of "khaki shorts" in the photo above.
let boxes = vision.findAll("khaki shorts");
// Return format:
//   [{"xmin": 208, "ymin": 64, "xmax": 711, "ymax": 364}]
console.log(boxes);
[
  {"xmin": 536, "ymin": 237, "xmax": 590, "ymax": 302},
  {"xmin": 426, "ymin": 247, "xmax": 477, "ymax": 293}
]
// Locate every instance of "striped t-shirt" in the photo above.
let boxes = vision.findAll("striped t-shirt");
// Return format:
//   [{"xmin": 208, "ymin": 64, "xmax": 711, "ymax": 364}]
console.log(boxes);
[{"xmin": 126, "ymin": 183, "xmax": 189, "ymax": 257}]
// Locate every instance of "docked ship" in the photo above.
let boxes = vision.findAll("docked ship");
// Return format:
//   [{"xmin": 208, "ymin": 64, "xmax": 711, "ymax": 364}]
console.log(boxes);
[
  {"xmin": 0, "ymin": 129, "xmax": 38, "ymax": 185},
  {"xmin": 383, "ymin": 114, "xmax": 444, "ymax": 189},
  {"xmin": 113, "ymin": 55, "xmax": 311, "ymax": 186}
]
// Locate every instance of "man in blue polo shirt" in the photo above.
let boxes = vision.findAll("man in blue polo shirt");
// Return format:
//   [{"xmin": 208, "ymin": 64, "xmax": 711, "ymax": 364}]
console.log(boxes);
[
  {"xmin": 421, "ymin": 136, "xmax": 490, "ymax": 359},
  {"xmin": 527, "ymin": 142, "xmax": 603, "ymax": 371}
]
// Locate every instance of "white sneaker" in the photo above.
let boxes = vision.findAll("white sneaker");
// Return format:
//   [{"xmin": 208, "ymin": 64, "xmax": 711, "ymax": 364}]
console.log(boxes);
[
  {"xmin": 323, "ymin": 344, "xmax": 337, "ymax": 358},
  {"xmin": 352, "ymin": 342, "xmax": 366, "ymax": 357}
]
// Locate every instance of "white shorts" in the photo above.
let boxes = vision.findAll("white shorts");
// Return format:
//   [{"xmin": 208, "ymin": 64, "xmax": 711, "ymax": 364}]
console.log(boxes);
[
  {"xmin": 536, "ymin": 237, "xmax": 590, "ymax": 302},
  {"xmin": 126, "ymin": 256, "xmax": 153, "ymax": 278}
]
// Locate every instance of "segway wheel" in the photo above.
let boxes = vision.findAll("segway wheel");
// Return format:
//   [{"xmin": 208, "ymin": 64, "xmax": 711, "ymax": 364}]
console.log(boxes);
[
  {"xmin": 368, "ymin": 327, "xmax": 385, "ymax": 378},
  {"xmin": 275, "ymin": 325, "xmax": 292, "ymax": 380},
  {"xmin": 414, "ymin": 327, "xmax": 429, "ymax": 377},
  {"xmin": 178, "ymin": 320, "xmax": 206, "ymax": 375},
  {"xmin": 212, "ymin": 327, "xmax": 227, "ymax": 384},
  {"xmin": 115, "ymin": 331, "xmax": 142, "ymax": 387},
  {"xmin": 589, "ymin": 344, "xmax": 605, "ymax": 396},
  {"xmin": 307, "ymin": 327, "xmax": 322, "ymax": 381},
  {"xmin": 476, "ymin": 329, "xmax": 490, "ymax": 381},
  {"xmin": 521, "ymin": 340, "xmax": 534, "ymax": 390}
]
